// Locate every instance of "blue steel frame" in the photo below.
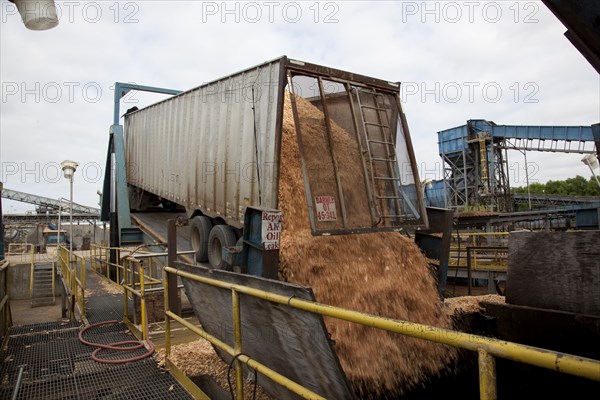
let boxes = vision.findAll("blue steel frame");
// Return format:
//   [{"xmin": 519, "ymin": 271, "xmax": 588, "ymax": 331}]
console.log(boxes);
[
  {"xmin": 437, "ymin": 119, "xmax": 598, "ymax": 212},
  {"xmin": 101, "ymin": 83, "xmax": 182, "ymax": 244}
]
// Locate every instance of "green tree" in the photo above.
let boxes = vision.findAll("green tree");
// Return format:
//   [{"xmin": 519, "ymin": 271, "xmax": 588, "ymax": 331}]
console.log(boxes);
[{"xmin": 512, "ymin": 175, "xmax": 600, "ymax": 197}]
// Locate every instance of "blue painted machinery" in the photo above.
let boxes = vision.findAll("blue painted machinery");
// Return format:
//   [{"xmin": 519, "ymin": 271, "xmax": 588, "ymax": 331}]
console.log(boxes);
[{"xmin": 438, "ymin": 119, "xmax": 599, "ymax": 212}]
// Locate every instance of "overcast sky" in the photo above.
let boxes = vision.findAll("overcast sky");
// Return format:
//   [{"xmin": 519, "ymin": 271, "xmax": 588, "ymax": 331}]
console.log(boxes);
[{"xmin": 1, "ymin": 0, "xmax": 599, "ymax": 212}]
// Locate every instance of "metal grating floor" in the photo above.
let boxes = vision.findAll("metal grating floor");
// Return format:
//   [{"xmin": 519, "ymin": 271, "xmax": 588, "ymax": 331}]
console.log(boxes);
[
  {"xmin": 0, "ymin": 266, "xmax": 194, "ymax": 400},
  {"xmin": 8, "ymin": 320, "xmax": 81, "ymax": 336}
]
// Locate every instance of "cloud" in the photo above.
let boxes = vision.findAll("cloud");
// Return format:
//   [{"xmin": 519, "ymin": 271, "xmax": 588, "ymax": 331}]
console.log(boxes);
[{"xmin": 1, "ymin": 1, "xmax": 598, "ymax": 213}]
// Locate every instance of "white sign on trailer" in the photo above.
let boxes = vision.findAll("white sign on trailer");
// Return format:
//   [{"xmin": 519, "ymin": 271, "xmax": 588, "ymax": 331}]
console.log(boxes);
[
  {"xmin": 261, "ymin": 211, "xmax": 282, "ymax": 250},
  {"xmin": 315, "ymin": 196, "xmax": 337, "ymax": 221}
]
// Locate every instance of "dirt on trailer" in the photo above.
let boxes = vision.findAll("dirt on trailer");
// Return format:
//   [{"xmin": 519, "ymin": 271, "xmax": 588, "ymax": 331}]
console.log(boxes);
[{"xmin": 278, "ymin": 93, "xmax": 457, "ymax": 397}]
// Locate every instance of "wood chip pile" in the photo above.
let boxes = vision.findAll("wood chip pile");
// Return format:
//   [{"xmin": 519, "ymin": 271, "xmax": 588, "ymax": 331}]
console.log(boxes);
[
  {"xmin": 444, "ymin": 294, "xmax": 505, "ymax": 314},
  {"xmin": 156, "ymin": 339, "xmax": 274, "ymax": 400},
  {"xmin": 278, "ymin": 94, "xmax": 457, "ymax": 396}
]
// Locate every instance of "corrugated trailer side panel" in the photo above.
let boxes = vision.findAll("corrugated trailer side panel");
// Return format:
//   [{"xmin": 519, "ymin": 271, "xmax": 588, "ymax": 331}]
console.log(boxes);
[{"xmin": 125, "ymin": 60, "xmax": 283, "ymax": 228}]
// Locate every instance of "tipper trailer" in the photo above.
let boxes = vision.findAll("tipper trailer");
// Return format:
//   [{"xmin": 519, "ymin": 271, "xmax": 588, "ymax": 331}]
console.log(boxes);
[{"xmin": 119, "ymin": 56, "xmax": 431, "ymax": 271}]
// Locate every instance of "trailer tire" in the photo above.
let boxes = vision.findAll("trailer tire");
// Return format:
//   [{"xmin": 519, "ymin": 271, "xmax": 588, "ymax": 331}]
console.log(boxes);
[
  {"xmin": 190, "ymin": 216, "xmax": 212, "ymax": 262},
  {"xmin": 207, "ymin": 225, "xmax": 237, "ymax": 270}
]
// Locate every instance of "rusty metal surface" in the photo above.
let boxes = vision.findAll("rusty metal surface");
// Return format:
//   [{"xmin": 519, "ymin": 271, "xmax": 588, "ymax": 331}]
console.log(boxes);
[{"xmin": 175, "ymin": 262, "xmax": 355, "ymax": 400}]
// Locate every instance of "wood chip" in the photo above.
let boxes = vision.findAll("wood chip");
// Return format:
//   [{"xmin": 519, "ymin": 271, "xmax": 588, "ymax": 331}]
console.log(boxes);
[
  {"xmin": 278, "ymin": 94, "xmax": 457, "ymax": 396},
  {"xmin": 156, "ymin": 339, "xmax": 274, "ymax": 400},
  {"xmin": 444, "ymin": 294, "xmax": 505, "ymax": 314}
]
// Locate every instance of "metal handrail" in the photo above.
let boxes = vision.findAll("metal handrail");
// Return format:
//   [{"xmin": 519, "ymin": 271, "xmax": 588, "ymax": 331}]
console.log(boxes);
[
  {"xmin": 122, "ymin": 257, "xmax": 148, "ymax": 340},
  {"xmin": 57, "ymin": 246, "xmax": 86, "ymax": 319},
  {"xmin": 164, "ymin": 265, "xmax": 600, "ymax": 400},
  {"xmin": 90, "ymin": 246, "xmax": 192, "ymax": 341},
  {"xmin": 0, "ymin": 259, "xmax": 11, "ymax": 347}
]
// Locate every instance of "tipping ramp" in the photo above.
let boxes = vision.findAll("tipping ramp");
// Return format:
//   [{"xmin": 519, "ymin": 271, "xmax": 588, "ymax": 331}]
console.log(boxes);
[{"xmin": 176, "ymin": 262, "xmax": 355, "ymax": 399}]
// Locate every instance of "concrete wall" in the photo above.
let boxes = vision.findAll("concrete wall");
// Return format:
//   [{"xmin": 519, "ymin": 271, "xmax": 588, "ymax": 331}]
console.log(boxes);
[
  {"xmin": 8, "ymin": 263, "xmax": 32, "ymax": 300},
  {"xmin": 60, "ymin": 223, "xmax": 108, "ymax": 249}
]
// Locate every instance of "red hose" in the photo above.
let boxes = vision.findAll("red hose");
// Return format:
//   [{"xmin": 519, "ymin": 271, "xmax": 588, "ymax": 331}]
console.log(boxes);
[{"xmin": 79, "ymin": 320, "xmax": 155, "ymax": 364}]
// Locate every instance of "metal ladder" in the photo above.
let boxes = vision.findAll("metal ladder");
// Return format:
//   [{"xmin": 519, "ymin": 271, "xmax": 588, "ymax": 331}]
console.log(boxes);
[{"xmin": 354, "ymin": 88, "xmax": 403, "ymax": 223}]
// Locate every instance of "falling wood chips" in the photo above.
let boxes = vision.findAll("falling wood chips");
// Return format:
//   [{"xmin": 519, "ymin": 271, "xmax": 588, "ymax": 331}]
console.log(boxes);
[
  {"xmin": 277, "ymin": 94, "xmax": 457, "ymax": 397},
  {"xmin": 156, "ymin": 339, "xmax": 274, "ymax": 400}
]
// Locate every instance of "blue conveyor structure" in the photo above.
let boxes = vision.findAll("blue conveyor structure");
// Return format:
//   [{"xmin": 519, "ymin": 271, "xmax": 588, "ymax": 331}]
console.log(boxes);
[{"xmin": 438, "ymin": 119, "xmax": 599, "ymax": 212}]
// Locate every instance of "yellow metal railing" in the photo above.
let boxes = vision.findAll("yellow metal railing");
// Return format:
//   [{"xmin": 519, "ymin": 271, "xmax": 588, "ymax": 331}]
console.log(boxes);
[
  {"xmin": 57, "ymin": 246, "xmax": 86, "ymax": 320},
  {"xmin": 450, "ymin": 232, "xmax": 511, "ymax": 271},
  {"xmin": 91, "ymin": 244, "xmax": 125, "ymax": 285},
  {"xmin": 163, "ymin": 266, "xmax": 600, "ymax": 400},
  {"xmin": 465, "ymin": 247, "xmax": 508, "ymax": 272},
  {"xmin": 122, "ymin": 256, "xmax": 163, "ymax": 341},
  {"xmin": 0, "ymin": 259, "xmax": 12, "ymax": 348},
  {"xmin": 91, "ymin": 244, "xmax": 192, "ymax": 341}
]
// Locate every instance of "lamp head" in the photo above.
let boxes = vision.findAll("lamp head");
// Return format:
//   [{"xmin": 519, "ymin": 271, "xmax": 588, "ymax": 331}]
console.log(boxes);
[
  {"xmin": 61, "ymin": 160, "xmax": 79, "ymax": 180},
  {"xmin": 581, "ymin": 154, "xmax": 599, "ymax": 171},
  {"xmin": 10, "ymin": 0, "xmax": 59, "ymax": 30}
]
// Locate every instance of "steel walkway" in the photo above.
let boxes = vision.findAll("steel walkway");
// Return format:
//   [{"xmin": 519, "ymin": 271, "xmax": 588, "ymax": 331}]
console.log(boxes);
[{"xmin": 0, "ymin": 264, "xmax": 194, "ymax": 400}]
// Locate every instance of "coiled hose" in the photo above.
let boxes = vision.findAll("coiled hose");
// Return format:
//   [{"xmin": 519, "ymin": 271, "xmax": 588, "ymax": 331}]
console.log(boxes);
[{"xmin": 78, "ymin": 320, "xmax": 155, "ymax": 364}]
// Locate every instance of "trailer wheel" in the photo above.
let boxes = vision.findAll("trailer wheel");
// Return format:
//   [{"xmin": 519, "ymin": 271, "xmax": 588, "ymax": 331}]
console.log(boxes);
[
  {"xmin": 207, "ymin": 225, "xmax": 237, "ymax": 270},
  {"xmin": 190, "ymin": 216, "xmax": 212, "ymax": 262}
]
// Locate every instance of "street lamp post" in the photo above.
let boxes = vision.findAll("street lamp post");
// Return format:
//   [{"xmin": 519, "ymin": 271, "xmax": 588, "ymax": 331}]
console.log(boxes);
[
  {"xmin": 61, "ymin": 161, "xmax": 79, "ymax": 257},
  {"xmin": 57, "ymin": 198, "xmax": 62, "ymax": 247}
]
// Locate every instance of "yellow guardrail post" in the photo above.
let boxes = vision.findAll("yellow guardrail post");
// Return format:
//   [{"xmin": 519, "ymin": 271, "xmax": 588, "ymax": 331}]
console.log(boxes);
[
  {"xmin": 117, "ymin": 248, "xmax": 121, "ymax": 284},
  {"xmin": 164, "ymin": 268, "xmax": 171, "ymax": 358},
  {"xmin": 82, "ymin": 256, "xmax": 86, "ymax": 298},
  {"xmin": 105, "ymin": 246, "xmax": 109, "ymax": 280},
  {"xmin": 79, "ymin": 256, "xmax": 86, "ymax": 319},
  {"xmin": 29, "ymin": 257, "xmax": 34, "ymax": 299},
  {"xmin": 139, "ymin": 261, "xmax": 147, "ymax": 341},
  {"xmin": 91, "ymin": 245, "xmax": 95, "ymax": 272},
  {"xmin": 123, "ymin": 259, "xmax": 129, "ymax": 322},
  {"xmin": 51, "ymin": 248, "xmax": 56, "ymax": 303},
  {"xmin": 478, "ymin": 349, "xmax": 497, "ymax": 400},
  {"xmin": 1, "ymin": 259, "xmax": 11, "ymax": 344},
  {"xmin": 232, "ymin": 289, "xmax": 244, "ymax": 399}
]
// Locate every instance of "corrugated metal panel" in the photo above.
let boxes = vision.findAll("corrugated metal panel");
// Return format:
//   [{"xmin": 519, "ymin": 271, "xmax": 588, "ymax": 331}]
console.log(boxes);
[
  {"xmin": 492, "ymin": 125, "xmax": 594, "ymax": 141},
  {"xmin": 125, "ymin": 60, "xmax": 283, "ymax": 227},
  {"xmin": 437, "ymin": 124, "xmax": 469, "ymax": 155},
  {"xmin": 425, "ymin": 180, "xmax": 447, "ymax": 208}
]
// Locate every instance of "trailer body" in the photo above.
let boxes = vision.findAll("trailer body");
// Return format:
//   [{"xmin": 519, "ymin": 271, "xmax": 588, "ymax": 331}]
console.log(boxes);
[
  {"xmin": 126, "ymin": 59, "xmax": 283, "ymax": 228},
  {"xmin": 125, "ymin": 56, "xmax": 426, "ymax": 237}
]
